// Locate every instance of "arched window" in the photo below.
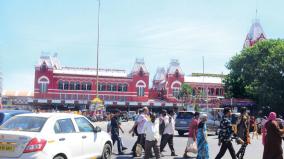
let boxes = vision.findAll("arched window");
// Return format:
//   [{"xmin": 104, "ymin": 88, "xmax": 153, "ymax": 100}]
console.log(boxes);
[
  {"xmin": 123, "ymin": 84, "xmax": 128, "ymax": 92},
  {"xmin": 118, "ymin": 84, "xmax": 128, "ymax": 92},
  {"xmin": 70, "ymin": 82, "xmax": 75, "ymax": 90},
  {"xmin": 38, "ymin": 76, "xmax": 49, "ymax": 93},
  {"xmin": 111, "ymin": 83, "xmax": 117, "ymax": 91},
  {"xmin": 63, "ymin": 81, "xmax": 69, "ymax": 90},
  {"xmin": 171, "ymin": 81, "xmax": 181, "ymax": 98},
  {"xmin": 87, "ymin": 82, "xmax": 92, "ymax": 90},
  {"xmin": 58, "ymin": 80, "xmax": 63, "ymax": 90},
  {"xmin": 98, "ymin": 83, "xmax": 106, "ymax": 91},
  {"xmin": 81, "ymin": 82, "xmax": 87, "ymax": 90},
  {"xmin": 136, "ymin": 80, "xmax": 146, "ymax": 97},
  {"xmin": 75, "ymin": 82, "xmax": 80, "ymax": 90}
]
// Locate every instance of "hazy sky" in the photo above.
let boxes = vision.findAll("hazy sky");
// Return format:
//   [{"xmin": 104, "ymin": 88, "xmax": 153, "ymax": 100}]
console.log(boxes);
[{"xmin": 1, "ymin": 0, "xmax": 283, "ymax": 91}]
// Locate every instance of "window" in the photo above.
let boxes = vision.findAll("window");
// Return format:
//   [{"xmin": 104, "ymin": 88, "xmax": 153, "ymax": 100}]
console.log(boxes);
[
  {"xmin": 75, "ymin": 82, "xmax": 80, "ymax": 90},
  {"xmin": 111, "ymin": 83, "xmax": 117, "ymax": 91},
  {"xmin": 82, "ymin": 82, "xmax": 87, "ymax": 90},
  {"xmin": 87, "ymin": 82, "xmax": 92, "ymax": 90},
  {"xmin": 58, "ymin": 81, "xmax": 63, "ymax": 90},
  {"xmin": 54, "ymin": 118, "xmax": 76, "ymax": 133},
  {"xmin": 118, "ymin": 84, "xmax": 127, "ymax": 92},
  {"xmin": 38, "ymin": 77, "xmax": 49, "ymax": 93},
  {"xmin": 63, "ymin": 81, "xmax": 69, "ymax": 90},
  {"xmin": 118, "ymin": 84, "xmax": 123, "ymax": 91},
  {"xmin": 107, "ymin": 83, "xmax": 111, "ymax": 91},
  {"xmin": 70, "ymin": 82, "xmax": 75, "ymax": 90},
  {"xmin": 172, "ymin": 88, "xmax": 180, "ymax": 98},
  {"xmin": 75, "ymin": 117, "xmax": 94, "ymax": 132},
  {"xmin": 0, "ymin": 116, "xmax": 47, "ymax": 132},
  {"xmin": 123, "ymin": 84, "xmax": 128, "ymax": 92},
  {"xmin": 39, "ymin": 83, "xmax": 48, "ymax": 93},
  {"xmin": 98, "ymin": 83, "xmax": 106, "ymax": 91},
  {"xmin": 136, "ymin": 81, "xmax": 146, "ymax": 96},
  {"xmin": 136, "ymin": 87, "xmax": 145, "ymax": 96}
]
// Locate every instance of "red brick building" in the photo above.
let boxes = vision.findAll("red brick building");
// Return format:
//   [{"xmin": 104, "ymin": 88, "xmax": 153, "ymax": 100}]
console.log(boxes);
[
  {"xmin": 34, "ymin": 54, "xmax": 150, "ymax": 110},
  {"xmin": 33, "ymin": 55, "xmax": 227, "ymax": 110}
]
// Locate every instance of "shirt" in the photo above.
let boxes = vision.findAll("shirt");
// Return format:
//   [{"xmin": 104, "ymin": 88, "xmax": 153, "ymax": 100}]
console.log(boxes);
[
  {"xmin": 163, "ymin": 115, "xmax": 175, "ymax": 135},
  {"xmin": 188, "ymin": 118, "xmax": 199, "ymax": 138},
  {"xmin": 110, "ymin": 116, "xmax": 119, "ymax": 136},
  {"xmin": 143, "ymin": 120, "xmax": 160, "ymax": 141},
  {"xmin": 218, "ymin": 116, "xmax": 234, "ymax": 142},
  {"xmin": 137, "ymin": 113, "xmax": 148, "ymax": 134}
]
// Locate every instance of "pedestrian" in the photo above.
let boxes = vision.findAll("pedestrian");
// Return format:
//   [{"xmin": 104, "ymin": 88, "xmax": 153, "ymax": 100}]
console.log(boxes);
[
  {"xmin": 236, "ymin": 107, "xmax": 250, "ymax": 159},
  {"xmin": 110, "ymin": 109, "xmax": 125, "ymax": 155},
  {"xmin": 143, "ymin": 113, "xmax": 160, "ymax": 159},
  {"xmin": 197, "ymin": 113, "xmax": 209, "ymax": 159},
  {"xmin": 129, "ymin": 107, "xmax": 149, "ymax": 157},
  {"xmin": 160, "ymin": 110, "xmax": 177, "ymax": 156},
  {"xmin": 215, "ymin": 107, "xmax": 237, "ymax": 159},
  {"xmin": 262, "ymin": 112, "xmax": 284, "ymax": 159},
  {"xmin": 261, "ymin": 116, "xmax": 268, "ymax": 145},
  {"xmin": 183, "ymin": 112, "xmax": 200, "ymax": 158}
]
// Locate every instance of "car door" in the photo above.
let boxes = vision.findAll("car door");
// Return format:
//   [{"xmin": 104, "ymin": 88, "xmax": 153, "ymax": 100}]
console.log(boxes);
[
  {"xmin": 53, "ymin": 118, "xmax": 83, "ymax": 158},
  {"xmin": 74, "ymin": 117, "xmax": 102, "ymax": 158}
]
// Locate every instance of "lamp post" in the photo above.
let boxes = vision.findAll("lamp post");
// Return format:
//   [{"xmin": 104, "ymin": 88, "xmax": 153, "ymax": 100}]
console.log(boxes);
[{"xmin": 96, "ymin": 0, "xmax": 101, "ymax": 98}]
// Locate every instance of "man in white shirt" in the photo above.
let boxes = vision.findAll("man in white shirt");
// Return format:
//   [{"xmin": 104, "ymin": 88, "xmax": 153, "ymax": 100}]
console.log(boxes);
[
  {"xmin": 160, "ymin": 110, "xmax": 177, "ymax": 156},
  {"xmin": 144, "ymin": 113, "xmax": 160, "ymax": 159},
  {"xmin": 129, "ymin": 107, "xmax": 149, "ymax": 157}
]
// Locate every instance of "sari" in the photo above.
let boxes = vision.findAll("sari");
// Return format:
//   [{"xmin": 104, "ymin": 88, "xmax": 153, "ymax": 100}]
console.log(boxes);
[{"xmin": 197, "ymin": 122, "xmax": 209, "ymax": 159}]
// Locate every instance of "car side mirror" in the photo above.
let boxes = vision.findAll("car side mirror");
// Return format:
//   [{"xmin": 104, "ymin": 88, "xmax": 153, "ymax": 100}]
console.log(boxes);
[{"xmin": 94, "ymin": 126, "xmax": 101, "ymax": 133}]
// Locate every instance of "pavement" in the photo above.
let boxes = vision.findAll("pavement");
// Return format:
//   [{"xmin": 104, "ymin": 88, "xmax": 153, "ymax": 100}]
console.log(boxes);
[{"xmin": 94, "ymin": 121, "xmax": 266, "ymax": 159}]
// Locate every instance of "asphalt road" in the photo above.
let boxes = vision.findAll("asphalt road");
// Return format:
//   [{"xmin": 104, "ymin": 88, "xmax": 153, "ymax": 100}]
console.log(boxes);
[{"xmin": 94, "ymin": 121, "xmax": 266, "ymax": 159}]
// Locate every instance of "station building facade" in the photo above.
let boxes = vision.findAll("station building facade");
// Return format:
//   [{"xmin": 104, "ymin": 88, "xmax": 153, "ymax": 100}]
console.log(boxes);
[{"xmin": 33, "ymin": 55, "xmax": 224, "ymax": 110}]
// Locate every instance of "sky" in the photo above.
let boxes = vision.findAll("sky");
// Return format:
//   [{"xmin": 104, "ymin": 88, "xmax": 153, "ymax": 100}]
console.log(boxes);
[{"xmin": 0, "ymin": 0, "xmax": 284, "ymax": 91}]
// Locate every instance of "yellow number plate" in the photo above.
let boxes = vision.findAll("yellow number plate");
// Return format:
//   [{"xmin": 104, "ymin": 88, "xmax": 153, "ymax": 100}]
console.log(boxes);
[{"xmin": 0, "ymin": 143, "xmax": 15, "ymax": 152}]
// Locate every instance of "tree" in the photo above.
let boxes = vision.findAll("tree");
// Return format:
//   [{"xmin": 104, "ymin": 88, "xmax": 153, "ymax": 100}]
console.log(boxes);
[
  {"xmin": 178, "ymin": 83, "xmax": 193, "ymax": 110},
  {"xmin": 224, "ymin": 39, "xmax": 284, "ymax": 112}
]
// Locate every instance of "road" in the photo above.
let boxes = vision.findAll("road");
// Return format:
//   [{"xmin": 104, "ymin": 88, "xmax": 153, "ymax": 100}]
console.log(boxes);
[{"xmin": 94, "ymin": 121, "xmax": 265, "ymax": 159}]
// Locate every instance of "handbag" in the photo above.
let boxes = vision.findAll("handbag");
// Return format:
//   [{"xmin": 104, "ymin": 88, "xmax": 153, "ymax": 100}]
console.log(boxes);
[
  {"xmin": 136, "ymin": 144, "xmax": 143, "ymax": 157},
  {"xmin": 187, "ymin": 141, "xmax": 198, "ymax": 154}
]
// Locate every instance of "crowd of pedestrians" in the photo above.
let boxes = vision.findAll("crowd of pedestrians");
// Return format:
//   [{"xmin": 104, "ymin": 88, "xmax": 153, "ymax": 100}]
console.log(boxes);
[{"xmin": 107, "ymin": 107, "xmax": 284, "ymax": 159}]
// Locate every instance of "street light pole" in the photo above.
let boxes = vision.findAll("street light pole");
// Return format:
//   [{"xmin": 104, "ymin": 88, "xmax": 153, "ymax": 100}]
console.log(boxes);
[{"xmin": 96, "ymin": 0, "xmax": 101, "ymax": 98}]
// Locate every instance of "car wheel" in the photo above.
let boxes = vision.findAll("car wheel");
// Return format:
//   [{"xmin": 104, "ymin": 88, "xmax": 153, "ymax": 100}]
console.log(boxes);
[
  {"xmin": 178, "ymin": 131, "xmax": 184, "ymax": 136},
  {"xmin": 53, "ymin": 155, "xmax": 66, "ymax": 159},
  {"xmin": 102, "ymin": 143, "xmax": 112, "ymax": 159}
]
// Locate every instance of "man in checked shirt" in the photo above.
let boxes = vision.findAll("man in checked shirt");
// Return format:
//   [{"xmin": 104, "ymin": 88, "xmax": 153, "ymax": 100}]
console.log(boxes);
[{"xmin": 215, "ymin": 107, "xmax": 238, "ymax": 159}]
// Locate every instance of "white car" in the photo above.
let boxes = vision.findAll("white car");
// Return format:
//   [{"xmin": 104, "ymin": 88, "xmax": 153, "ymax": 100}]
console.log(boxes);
[{"xmin": 0, "ymin": 113, "xmax": 112, "ymax": 159}]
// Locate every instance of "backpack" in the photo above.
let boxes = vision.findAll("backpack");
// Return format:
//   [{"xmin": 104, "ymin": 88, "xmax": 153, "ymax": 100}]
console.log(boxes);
[{"xmin": 159, "ymin": 119, "xmax": 165, "ymax": 135}]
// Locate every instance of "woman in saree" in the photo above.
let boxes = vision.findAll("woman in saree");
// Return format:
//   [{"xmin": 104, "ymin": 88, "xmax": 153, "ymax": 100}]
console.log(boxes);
[{"xmin": 197, "ymin": 113, "xmax": 209, "ymax": 159}]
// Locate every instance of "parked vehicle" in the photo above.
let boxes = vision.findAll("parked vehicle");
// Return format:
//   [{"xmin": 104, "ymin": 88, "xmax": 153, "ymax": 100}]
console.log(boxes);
[
  {"xmin": 175, "ymin": 111, "xmax": 195, "ymax": 136},
  {"xmin": 0, "ymin": 110, "xmax": 31, "ymax": 125},
  {"xmin": 0, "ymin": 113, "xmax": 112, "ymax": 159}
]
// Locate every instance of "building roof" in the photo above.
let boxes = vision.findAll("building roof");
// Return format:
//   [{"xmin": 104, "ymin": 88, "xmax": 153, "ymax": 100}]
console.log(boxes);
[
  {"xmin": 36, "ymin": 53, "xmax": 61, "ymax": 69},
  {"xmin": 153, "ymin": 67, "xmax": 166, "ymax": 81},
  {"xmin": 184, "ymin": 76, "xmax": 223, "ymax": 84},
  {"xmin": 167, "ymin": 59, "xmax": 184, "ymax": 75},
  {"xmin": 2, "ymin": 90, "xmax": 34, "ymax": 97},
  {"xmin": 244, "ymin": 19, "xmax": 266, "ymax": 48},
  {"xmin": 53, "ymin": 67, "xmax": 128, "ymax": 78},
  {"xmin": 131, "ymin": 58, "xmax": 149, "ymax": 74}
]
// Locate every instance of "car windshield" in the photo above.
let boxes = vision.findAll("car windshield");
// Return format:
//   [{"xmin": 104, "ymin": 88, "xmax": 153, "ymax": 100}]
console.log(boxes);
[
  {"xmin": 177, "ymin": 112, "xmax": 194, "ymax": 119},
  {"xmin": 0, "ymin": 116, "xmax": 47, "ymax": 132},
  {"xmin": 0, "ymin": 113, "xmax": 4, "ymax": 125}
]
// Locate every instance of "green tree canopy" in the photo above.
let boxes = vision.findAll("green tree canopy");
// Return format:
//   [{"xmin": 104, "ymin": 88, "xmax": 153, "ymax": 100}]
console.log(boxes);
[
  {"xmin": 224, "ymin": 39, "xmax": 284, "ymax": 112},
  {"xmin": 179, "ymin": 83, "xmax": 193, "ymax": 99}
]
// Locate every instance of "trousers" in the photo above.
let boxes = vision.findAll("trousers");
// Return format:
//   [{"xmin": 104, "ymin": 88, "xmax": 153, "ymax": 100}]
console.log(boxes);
[
  {"xmin": 160, "ymin": 134, "xmax": 175, "ymax": 153},
  {"xmin": 215, "ymin": 141, "xmax": 237, "ymax": 159},
  {"xmin": 144, "ymin": 140, "xmax": 160, "ymax": 159},
  {"xmin": 111, "ymin": 134, "xmax": 122, "ymax": 153}
]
